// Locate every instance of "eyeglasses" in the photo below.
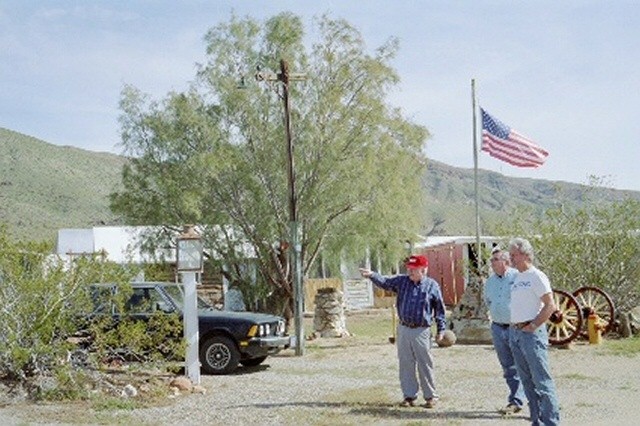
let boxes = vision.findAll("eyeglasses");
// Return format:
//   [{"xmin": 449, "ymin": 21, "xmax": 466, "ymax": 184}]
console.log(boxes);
[{"xmin": 490, "ymin": 257, "xmax": 502, "ymax": 262}]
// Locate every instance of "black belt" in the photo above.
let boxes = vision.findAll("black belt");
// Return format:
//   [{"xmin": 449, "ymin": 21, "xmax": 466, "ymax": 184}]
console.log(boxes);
[
  {"xmin": 400, "ymin": 320, "xmax": 428, "ymax": 329},
  {"xmin": 492, "ymin": 322, "xmax": 510, "ymax": 329},
  {"xmin": 511, "ymin": 320, "xmax": 533, "ymax": 329}
]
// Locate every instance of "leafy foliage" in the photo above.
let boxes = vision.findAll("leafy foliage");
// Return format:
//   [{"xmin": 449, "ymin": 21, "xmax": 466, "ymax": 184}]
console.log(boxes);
[
  {"xmin": 0, "ymin": 227, "xmax": 184, "ymax": 400},
  {"xmin": 0, "ymin": 227, "xmax": 129, "ymax": 395},
  {"xmin": 88, "ymin": 311, "xmax": 185, "ymax": 364},
  {"xmin": 110, "ymin": 13, "xmax": 429, "ymax": 319}
]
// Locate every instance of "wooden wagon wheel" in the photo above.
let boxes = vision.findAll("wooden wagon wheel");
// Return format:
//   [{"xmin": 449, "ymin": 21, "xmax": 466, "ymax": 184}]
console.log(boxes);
[
  {"xmin": 546, "ymin": 289, "xmax": 583, "ymax": 345},
  {"xmin": 572, "ymin": 286, "xmax": 616, "ymax": 337}
]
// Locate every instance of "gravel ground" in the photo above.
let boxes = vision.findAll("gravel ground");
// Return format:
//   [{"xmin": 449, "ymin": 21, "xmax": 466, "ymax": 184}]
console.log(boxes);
[{"xmin": 1, "ymin": 324, "xmax": 639, "ymax": 425}]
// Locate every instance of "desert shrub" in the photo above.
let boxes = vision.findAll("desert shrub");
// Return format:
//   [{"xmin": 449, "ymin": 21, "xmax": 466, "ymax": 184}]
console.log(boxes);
[
  {"xmin": 0, "ymin": 228, "xmax": 182, "ymax": 400},
  {"xmin": 497, "ymin": 196, "xmax": 640, "ymax": 312},
  {"xmin": 89, "ymin": 311, "xmax": 185, "ymax": 364}
]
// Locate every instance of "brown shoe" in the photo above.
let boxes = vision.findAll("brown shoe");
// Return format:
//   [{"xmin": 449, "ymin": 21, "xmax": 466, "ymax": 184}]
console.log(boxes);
[
  {"xmin": 399, "ymin": 397, "xmax": 416, "ymax": 407},
  {"xmin": 424, "ymin": 398, "xmax": 438, "ymax": 409},
  {"xmin": 498, "ymin": 403, "xmax": 522, "ymax": 415}
]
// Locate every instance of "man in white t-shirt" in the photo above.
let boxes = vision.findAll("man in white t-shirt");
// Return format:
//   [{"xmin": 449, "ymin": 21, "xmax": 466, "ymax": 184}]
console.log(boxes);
[{"xmin": 508, "ymin": 238, "xmax": 560, "ymax": 426}]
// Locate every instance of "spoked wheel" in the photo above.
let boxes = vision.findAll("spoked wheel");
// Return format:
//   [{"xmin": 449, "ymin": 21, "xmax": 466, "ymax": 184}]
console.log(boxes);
[
  {"xmin": 572, "ymin": 286, "xmax": 616, "ymax": 338},
  {"xmin": 547, "ymin": 289, "xmax": 583, "ymax": 345}
]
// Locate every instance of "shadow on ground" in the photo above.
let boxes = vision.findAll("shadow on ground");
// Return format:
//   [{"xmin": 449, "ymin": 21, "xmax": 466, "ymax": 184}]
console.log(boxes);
[{"xmin": 229, "ymin": 400, "xmax": 518, "ymax": 421}]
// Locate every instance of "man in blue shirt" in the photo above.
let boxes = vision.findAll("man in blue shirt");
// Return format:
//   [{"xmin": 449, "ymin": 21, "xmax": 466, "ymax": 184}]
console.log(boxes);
[
  {"xmin": 484, "ymin": 247, "xmax": 526, "ymax": 415},
  {"xmin": 360, "ymin": 254, "xmax": 446, "ymax": 409}
]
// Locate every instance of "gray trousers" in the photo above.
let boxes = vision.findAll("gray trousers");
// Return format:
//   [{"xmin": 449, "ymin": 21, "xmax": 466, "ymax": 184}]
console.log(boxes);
[{"xmin": 396, "ymin": 324, "xmax": 437, "ymax": 400}]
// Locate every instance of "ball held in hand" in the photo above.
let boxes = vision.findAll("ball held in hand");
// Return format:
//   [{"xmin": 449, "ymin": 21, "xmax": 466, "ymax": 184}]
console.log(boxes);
[{"xmin": 436, "ymin": 330, "xmax": 456, "ymax": 347}]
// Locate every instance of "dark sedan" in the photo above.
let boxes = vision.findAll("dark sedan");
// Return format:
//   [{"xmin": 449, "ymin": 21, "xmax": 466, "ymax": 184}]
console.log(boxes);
[{"xmin": 90, "ymin": 282, "xmax": 291, "ymax": 374}]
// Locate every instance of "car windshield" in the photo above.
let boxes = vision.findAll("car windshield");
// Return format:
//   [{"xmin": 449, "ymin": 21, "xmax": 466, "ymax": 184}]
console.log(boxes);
[
  {"xmin": 89, "ymin": 285, "xmax": 115, "ymax": 314},
  {"xmin": 162, "ymin": 284, "xmax": 214, "ymax": 311}
]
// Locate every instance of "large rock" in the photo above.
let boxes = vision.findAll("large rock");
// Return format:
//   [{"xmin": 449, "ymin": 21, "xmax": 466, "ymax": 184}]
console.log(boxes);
[
  {"xmin": 169, "ymin": 376, "xmax": 193, "ymax": 392},
  {"xmin": 122, "ymin": 384, "xmax": 138, "ymax": 398}
]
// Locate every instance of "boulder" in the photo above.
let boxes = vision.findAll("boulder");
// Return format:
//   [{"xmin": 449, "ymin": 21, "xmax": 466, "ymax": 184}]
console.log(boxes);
[{"xmin": 169, "ymin": 376, "xmax": 193, "ymax": 392}]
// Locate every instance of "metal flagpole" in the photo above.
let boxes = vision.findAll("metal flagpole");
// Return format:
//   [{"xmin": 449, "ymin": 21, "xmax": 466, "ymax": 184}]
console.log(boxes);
[
  {"xmin": 471, "ymin": 79, "xmax": 481, "ymax": 274},
  {"xmin": 447, "ymin": 80, "xmax": 492, "ymax": 345}
]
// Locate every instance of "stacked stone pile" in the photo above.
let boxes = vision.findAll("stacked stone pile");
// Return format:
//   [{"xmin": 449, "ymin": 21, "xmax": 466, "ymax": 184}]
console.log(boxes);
[{"xmin": 312, "ymin": 287, "xmax": 350, "ymax": 338}]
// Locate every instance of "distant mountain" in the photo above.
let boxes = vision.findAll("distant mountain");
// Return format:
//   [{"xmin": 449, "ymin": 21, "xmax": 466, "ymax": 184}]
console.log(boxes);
[
  {"xmin": 0, "ymin": 128, "xmax": 126, "ymax": 241},
  {"xmin": 2, "ymin": 127, "xmax": 639, "ymax": 242},
  {"xmin": 423, "ymin": 160, "xmax": 640, "ymax": 235}
]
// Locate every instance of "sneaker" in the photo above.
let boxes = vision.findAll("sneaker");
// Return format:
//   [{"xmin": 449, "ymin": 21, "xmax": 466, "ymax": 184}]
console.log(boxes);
[
  {"xmin": 424, "ymin": 398, "xmax": 438, "ymax": 409},
  {"xmin": 399, "ymin": 397, "xmax": 416, "ymax": 407},
  {"xmin": 499, "ymin": 403, "xmax": 522, "ymax": 415}
]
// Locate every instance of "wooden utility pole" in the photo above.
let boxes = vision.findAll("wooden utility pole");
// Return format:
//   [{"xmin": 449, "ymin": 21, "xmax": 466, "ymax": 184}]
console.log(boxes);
[{"xmin": 256, "ymin": 59, "xmax": 306, "ymax": 355}]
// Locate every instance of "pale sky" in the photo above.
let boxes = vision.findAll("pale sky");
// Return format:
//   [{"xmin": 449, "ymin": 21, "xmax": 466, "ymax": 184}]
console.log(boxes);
[{"xmin": 2, "ymin": 1, "xmax": 639, "ymax": 191}]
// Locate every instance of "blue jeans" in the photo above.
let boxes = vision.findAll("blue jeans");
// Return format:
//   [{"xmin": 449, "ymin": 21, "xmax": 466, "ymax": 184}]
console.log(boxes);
[
  {"xmin": 491, "ymin": 323, "xmax": 525, "ymax": 407},
  {"xmin": 509, "ymin": 326, "xmax": 560, "ymax": 426}
]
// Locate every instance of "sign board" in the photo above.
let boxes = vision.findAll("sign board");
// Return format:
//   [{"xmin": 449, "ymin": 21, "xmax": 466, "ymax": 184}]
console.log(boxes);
[{"xmin": 343, "ymin": 279, "xmax": 374, "ymax": 310}]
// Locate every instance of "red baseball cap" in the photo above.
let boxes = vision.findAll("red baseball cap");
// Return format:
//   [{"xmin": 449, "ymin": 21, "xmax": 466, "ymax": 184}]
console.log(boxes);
[{"xmin": 405, "ymin": 255, "xmax": 428, "ymax": 269}]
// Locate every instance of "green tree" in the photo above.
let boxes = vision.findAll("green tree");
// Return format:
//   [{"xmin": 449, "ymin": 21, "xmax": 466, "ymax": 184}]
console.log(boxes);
[{"xmin": 110, "ymin": 13, "xmax": 429, "ymax": 320}]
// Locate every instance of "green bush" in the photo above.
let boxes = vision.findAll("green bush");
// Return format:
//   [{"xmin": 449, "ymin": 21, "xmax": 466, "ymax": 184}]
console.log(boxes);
[
  {"xmin": 497, "ymin": 195, "xmax": 640, "ymax": 312},
  {"xmin": 89, "ymin": 311, "xmax": 185, "ymax": 364},
  {"xmin": 0, "ymin": 228, "xmax": 182, "ymax": 400},
  {"xmin": 2, "ymin": 233, "xmax": 98, "ymax": 380}
]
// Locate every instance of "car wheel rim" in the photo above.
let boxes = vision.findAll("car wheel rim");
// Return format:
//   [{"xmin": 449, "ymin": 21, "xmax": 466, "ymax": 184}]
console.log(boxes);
[{"xmin": 206, "ymin": 342, "xmax": 231, "ymax": 369}]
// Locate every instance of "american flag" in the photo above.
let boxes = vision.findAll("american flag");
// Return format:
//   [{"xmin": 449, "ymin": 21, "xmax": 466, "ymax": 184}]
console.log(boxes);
[{"xmin": 480, "ymin": 108, "xmax": 548, "ymax": 168}]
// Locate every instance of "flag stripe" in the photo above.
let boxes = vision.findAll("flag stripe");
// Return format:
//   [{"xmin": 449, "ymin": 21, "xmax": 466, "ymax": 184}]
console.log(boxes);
[
  {"xmin": 508, "ymin": 131, "xmax": 549, "ymax": 156},
  {"xmin": 482, "ymin": 132, "xmax": 547, "ymax": 166},
  {"xmin": 481, "ymin": 139, "xmax": 541, "ymax": 167},
  {"xmin": 480, "ymin": 107, "xmax": 548, "ymax": 168},
  {"xmin": 483, "ymin": 142, "xmax": 546, "ymax": 166},
  {"xmin": 481, "ymin": 137, "xmax": 541, "ymax": 168},
  {"xmin": 482, "ymin": 126, "xmax": 547, "ymax": 164}
]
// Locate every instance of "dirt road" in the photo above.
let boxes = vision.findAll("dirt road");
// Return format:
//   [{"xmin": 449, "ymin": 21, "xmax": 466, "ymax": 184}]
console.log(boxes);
[{"xmin": 2, "ymin": 335, "xmax": 638, "ymax": 425}]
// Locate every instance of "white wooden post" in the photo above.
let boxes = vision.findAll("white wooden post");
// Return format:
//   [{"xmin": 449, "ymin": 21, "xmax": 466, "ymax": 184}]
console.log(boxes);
[
  {"xmin": 181, "ymin": 270, "xmax": 200, "ymax": 385},
  {"xmin": 176, "ymin": 225, "xmax": 203, "ymax": 385}
]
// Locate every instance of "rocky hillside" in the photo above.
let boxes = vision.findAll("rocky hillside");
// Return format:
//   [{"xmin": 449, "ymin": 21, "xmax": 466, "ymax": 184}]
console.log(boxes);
[
  {"xmin": 2, "ymin": 127, "xmax": 638, "ymax": 242},
  {"xmin": 0, "ymin": 128, "xmax": 126, "ymax": 241}
]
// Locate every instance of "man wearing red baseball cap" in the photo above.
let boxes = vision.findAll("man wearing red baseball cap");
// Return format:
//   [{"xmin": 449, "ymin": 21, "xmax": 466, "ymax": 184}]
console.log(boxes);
[{"xmin": 360, "ymin": 254, "xmax": 446, "ymax": 409}]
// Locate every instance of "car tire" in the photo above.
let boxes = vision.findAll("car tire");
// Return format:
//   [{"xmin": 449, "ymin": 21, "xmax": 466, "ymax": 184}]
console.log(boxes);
[
  {"xmin": 200, "ymin": 335, "xmax": 240, "ymax": 375},
  {"xmin": 239, "ymin": 356, "xmax": 267, "ymax": 367}
]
